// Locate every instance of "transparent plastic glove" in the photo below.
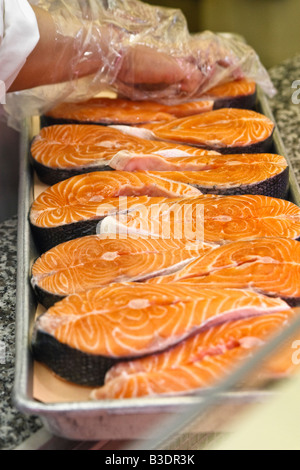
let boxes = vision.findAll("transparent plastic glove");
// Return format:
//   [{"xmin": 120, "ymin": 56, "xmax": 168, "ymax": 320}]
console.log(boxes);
[
  {"xmin": 4, "ymin": 0, "xmax": 276, "ymax": 130},
  {"xmin": 189, "ymin": 31, "xmax": 275, "ymax": 95}
]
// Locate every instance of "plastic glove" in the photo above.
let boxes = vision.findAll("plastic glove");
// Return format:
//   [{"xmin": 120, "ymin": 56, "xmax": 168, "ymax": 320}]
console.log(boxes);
[{"xmin": 4, "ymin": 0, "xmax": 276, "ymax": 130}]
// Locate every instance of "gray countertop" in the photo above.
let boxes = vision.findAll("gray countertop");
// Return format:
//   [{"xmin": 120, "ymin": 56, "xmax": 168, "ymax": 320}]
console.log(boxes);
[
  {"xmin": 0, "ymin": 217, "xmax": 41, "ymax": 449},
  {"xmin": 1, "ymin": 55, "xmax": 300, "ymax": 450}
]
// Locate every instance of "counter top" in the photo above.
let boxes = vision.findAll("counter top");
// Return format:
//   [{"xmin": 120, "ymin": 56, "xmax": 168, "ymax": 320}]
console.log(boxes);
[
  {"xmin": 0, "ymin": 217, "xmax": 41, "ymax": 449},
  {"xmin": 268, "ymin": 54, "xmax": 300, "ymax": 181},
  {"xmin": 1, "ymin": 55, "xmax": 300, "ymax": 450}
]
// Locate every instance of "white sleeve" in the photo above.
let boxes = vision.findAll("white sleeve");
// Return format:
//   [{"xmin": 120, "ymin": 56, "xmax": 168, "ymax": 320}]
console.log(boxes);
[{"xmin": 0, "ymin": 0, "xmax": 40, "ymax": 91}]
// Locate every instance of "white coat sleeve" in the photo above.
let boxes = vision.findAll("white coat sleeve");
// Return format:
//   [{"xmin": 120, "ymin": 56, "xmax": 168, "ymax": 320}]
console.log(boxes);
[{"xmin": 0, "ymin": 0, "xmax": 40, "ymax": 92}]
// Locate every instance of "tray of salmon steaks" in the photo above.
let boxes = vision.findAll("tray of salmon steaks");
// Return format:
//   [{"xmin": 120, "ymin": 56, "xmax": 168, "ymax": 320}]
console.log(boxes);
[{"xmin": 13, "ymin": 79, "xmax": 300, "ymax": 442}]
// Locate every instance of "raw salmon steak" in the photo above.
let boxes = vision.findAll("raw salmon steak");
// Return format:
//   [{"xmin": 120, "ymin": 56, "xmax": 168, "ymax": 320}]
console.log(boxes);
[
  {"xmin": 202, "ymin": 79, "xmax": 257, "ymax": 110},
  {"xmin": 149, "ymin": 238, "xmax": 300, "ymax": 306},
  {"xmin": 92, "ymin": 309, "xmax": 296, "ymax": 399},
  {"xmin": 29, "ymin": 172, "xmax": 200, "ymax": 252},
  {"xmin": 30, "ymin": 124, "xmax": 219, "ymax": 185},
  {"xmin": 92, "ymin": 349, "xmax": 250, "ymax": 399},
  {"xmin": 112, "ymin": 154, "xmax": 288, "ymax": 198},
  {"xmin": 31, "ymin": 284, "xmax": 289, "ymax": 386},
  {"xmin": 43, "ymin": 97, "xmax": 213, "ymax": 126},
  {"xmin": 31, "ymin": 236, "xmax": 215, "ymax": 308},
  {"xmin": 144, "ymin": 108, "xmax": 275, "ymax": 153},
  {"xmin": 101, "ymin": 195, "xmax": 300, "ymax": 244}
]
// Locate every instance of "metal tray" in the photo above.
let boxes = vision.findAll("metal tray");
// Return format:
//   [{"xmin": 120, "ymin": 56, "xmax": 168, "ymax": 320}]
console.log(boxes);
[{"xmin": 13, "ymin": 88, "xmax": 300, "ymax": 442}]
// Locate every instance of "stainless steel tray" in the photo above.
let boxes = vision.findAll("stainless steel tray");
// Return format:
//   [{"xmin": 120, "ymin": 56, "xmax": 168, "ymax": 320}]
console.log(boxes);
[{"xmin": 13, "ymin": 88, "xmax": 300, "ymax": 442}]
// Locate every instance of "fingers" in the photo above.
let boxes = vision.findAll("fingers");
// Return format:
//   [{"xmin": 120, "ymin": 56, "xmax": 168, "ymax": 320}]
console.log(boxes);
[
  {"xmin": 117, "ymin": 45, "xmax": 186, "ymax": 85},
  {"xmin": 179, "ymin": 62, "xmax": 204, "ymax": 95}
]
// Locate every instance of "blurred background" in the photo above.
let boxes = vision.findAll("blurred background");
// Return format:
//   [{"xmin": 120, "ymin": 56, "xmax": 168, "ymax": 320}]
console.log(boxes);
[
  {"xmin": 147, "ymin": 0, "xmax": 300, "ymax": 69},
  {"xmin": 1, "ymin": 0, "xmax": 300, "ymax": 222}
]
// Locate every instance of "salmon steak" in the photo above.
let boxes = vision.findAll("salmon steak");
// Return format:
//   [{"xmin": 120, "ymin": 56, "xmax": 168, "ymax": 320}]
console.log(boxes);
[
  {"xmin": 143, "ymin": 108, "xmax": 274, "ymax": 153},
  {"xmin": 149, "ymin": 238, "xmax": 300, "ymax": 306},
  {"xmin": 112, "ymin": 154, "xmax": 288, "ymax": 198},
  {"xmin": 29, "ymin": 172, "xmax": 200, "ymax": 252},
  {"xmin": 30, "ymin": 124, "xmax": 219, "ymax": 186},
  {"xmin": 92, "ymin": 309, "xmax": 296, "ymax": 399},
  {"xmin": 31, "ymin": 236, "xmax": 215, "ymax": 308},
  {"xmin": 93, "ymin": 349, "xmax": 250, "ymax": 399},
  {"xmin": 110, "ymin": 153, "xmax": 288, "ymax": 199},
  {"xmin": 101, "ymin": 195, "xmax": 300, "ymax": 244},
  {"xmin": 43, "ymin": 97, "xmax": 213, "ymax": 126},
  {"xmin": 31, "ymin": 283, "xmax": 289, "ymax": 386},
  {"xmin": 202, "ymin": 79, "xmax": 257, "ymax": 110}
]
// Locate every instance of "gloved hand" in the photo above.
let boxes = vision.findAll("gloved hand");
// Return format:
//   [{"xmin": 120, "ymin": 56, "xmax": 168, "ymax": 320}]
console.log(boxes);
[
  {"xmin": 20, "ymin": 0, "xmax": 205, "ymax": 99},
  {"xmin": 4, "ymin": 0, "xmax": 275, "ymax": 129}
]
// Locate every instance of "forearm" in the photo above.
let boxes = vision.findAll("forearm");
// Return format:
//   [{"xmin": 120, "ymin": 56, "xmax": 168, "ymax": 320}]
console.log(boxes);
[
  {"xmin": 9, "ymin": 7, "xmax": 194, "ymax": 95},
  {"xmin": 9, "ymin": 6, "xmax": 109, "ymax": 92}
]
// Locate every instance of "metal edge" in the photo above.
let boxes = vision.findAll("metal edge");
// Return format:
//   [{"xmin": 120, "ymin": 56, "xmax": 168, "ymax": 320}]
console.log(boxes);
[
  {"xmin": 13, "ymin": 118, "xmax": 35, "ymax": 414},
  {"xmin": 12, "ymin": 92, "xmax": 300, "ymax": 439}
]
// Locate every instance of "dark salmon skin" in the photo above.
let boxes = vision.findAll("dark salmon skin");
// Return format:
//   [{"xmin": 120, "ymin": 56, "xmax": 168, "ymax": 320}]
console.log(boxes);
[
  {"xmin": 202, "ymin": 79, "xmax": 257, "ymax": 110},
  {"xmin": 119, "ymin": 154, "xmax": 289, "ymax": 199}
]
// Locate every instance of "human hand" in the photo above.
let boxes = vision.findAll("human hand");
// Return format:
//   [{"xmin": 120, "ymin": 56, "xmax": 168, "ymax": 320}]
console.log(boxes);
[{"xmin": 116, "ymin": 44, "xmax": 205, "ymax": 100}]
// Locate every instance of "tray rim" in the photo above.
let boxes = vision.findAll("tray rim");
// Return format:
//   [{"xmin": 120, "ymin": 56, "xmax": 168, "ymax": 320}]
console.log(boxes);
[{"xmin": 13, "ymin": 88, "xmax": 300, "ymax": 439}]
